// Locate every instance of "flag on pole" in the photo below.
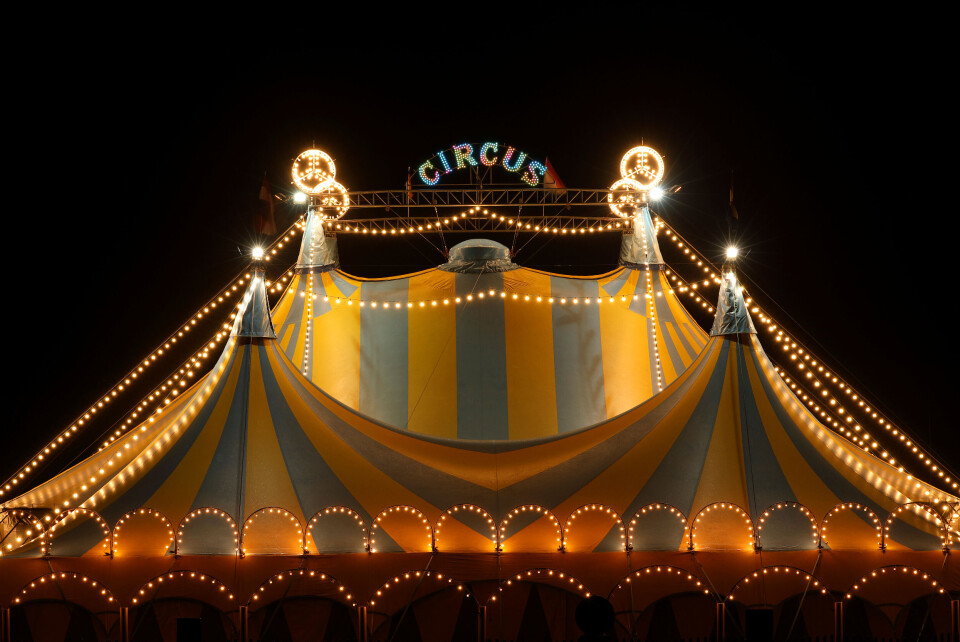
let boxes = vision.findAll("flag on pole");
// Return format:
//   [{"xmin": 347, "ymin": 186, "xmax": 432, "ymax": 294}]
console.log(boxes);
[
  {"xmin": 255, "ymin": 173, "xmax": 277, "ymax": 235},
  {"xmin": 729, "ymin": 170, "xmax": 740, "ymax": 221},
  {"xmin": 543, "ymin": 157, "xmax": 566, "ymax": 195}
]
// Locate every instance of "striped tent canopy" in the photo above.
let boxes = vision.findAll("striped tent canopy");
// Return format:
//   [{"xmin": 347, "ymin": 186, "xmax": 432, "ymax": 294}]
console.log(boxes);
[
  {"xmin": 3, "ymin": 265, "xmax": 952, "ymax": 557},
  {"xmin": 271, "ymin": 207, "xmax": 706, "ymax": 441}
]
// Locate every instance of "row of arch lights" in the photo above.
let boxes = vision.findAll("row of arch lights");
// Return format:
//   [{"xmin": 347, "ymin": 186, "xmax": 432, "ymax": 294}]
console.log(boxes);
[
  {"xmin": 8, "ymin": 500, "xmax": 954, "ymax": 557},
  {"xmin": 8, "ymin": 564, "xmax": 952, "ymax": 614}
]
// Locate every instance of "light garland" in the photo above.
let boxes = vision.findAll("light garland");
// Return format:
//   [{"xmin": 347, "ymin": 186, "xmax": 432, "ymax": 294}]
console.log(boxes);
[
  {"xmin": 435, "ymin": 504, "xmax": 496, "ymax": 551},
  {"xmin": 628, "ymin": 503, "xmax": 689, "ymax": 551},
  {"xmin": 727, "ymin": 566, "xmax": 830, "ymax": 601},
  {"xmin": 690, "ymin": 502, "xmax": 755, "ymax": 551},
  {"xmin": 12, "ymin": 572, "xmax": 116, "ymax": 606},
  {"xmin": 112, "ymin": 507, "xmax": 175, "ymax": 556},
  {"xmin": 0, "ymin": 223, "xmax": 304, "ymax": 498},
  {"xmin": 498, "ymin": 505, "xmax": 562, "ymax": 552},
  {"xmin": 321, "ymin": 210, "xmax": 628, "ymax": 235},
  {"xmin": 40, "ymin": 507, "xmax": 110, "ymax": 556},
  {"xmin": 884, "ymin": 502, "xmax": 948, "ymax": 549},
  {"xmin": 756, "ymin": 502, "xmax": 819, "ymax": 549},
  {"xmin": 845, "ymin": 565, "xmax": 946, "ymax": 600},
  {"xmin": 501, "ymin": 569, "xmax": 591, "ymax": 598},
  {"xmin": 369, "ymin": 505, "xmax": 433, "ymax": 553},
  {"xmin": 563, "ymin": 504, "xmax": 626, "ymax": 552},
  {"xmin": 241, "ymin": 507, "xmax": 304, "ymax": 556},
  {"xmin": 131, "ymin": 570, "xmax": 235, "ymax": 606},
  {"xmin": 176, "ymin": 507, "xmax": 239, "ymax": 555},
  {"xmin": 296, "ymin": 289, "xmax": 671, "ymax": 312},
  {"xmin": 250, "ymin": 569, "xmax": 354, "ymax": 606},
  {"xmin": 615, "ymin": 565, "xmax": 710, "ymax": 596},
  {"xmin": 820, "ymin": 502, "xmax": 883, "ymax": 549},
  {"xmin": 307, "ymin": 506, "xmax": 367, "ymax": 553},
  {"xmin": 657, "ymin": 218, "xmax": 958, "ymax": 494},
  {"xmin": 369, "ymin": 570, "xmax": 468, "ymax": 608}
]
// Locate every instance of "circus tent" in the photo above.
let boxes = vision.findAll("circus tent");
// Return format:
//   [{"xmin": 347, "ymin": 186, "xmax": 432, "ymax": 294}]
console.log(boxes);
[{"xmin": 1, "ymin": 148, "xmax": 958, "ymax": 642}]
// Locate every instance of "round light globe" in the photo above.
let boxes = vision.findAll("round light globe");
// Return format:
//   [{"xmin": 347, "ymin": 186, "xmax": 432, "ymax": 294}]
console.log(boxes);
[{"xmin": 726, "ymin": 246, "xmax": 738, "ymax": 260}]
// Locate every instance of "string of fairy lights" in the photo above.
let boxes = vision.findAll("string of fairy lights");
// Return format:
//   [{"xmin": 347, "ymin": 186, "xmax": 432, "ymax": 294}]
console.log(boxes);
[
  {"xmin": 2, "ymin": 177, "xmax": 956, "ymax": 542},
  {"xmin": 8, "ymin": 564, "xmax": 950, "ymax": 612},
  {"xmin": 0, "ymin": 221, "xmax": 306, "ymax": 499},
  {"xmin": 655, "ymin": 218, "xmax": 960, "ymax": 496}
]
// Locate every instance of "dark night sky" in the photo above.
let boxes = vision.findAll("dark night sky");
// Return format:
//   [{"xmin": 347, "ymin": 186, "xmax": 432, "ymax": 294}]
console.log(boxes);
[{"xmin": 5, "ymin": 11, "xmax": 953, "ymax": 483}]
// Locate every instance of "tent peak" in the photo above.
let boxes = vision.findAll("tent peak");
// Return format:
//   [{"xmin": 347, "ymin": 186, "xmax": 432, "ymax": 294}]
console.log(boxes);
[
  {"xmin": 619, "ymin": 205, "xmax": 664, "ymax": 267},
  {"xmin": 232, "ymin": 268, "xmax": 277, "ymax": 339},
  {"xmin": 710, "ymin": 262, "xmax": 756, "ymax": 336}
]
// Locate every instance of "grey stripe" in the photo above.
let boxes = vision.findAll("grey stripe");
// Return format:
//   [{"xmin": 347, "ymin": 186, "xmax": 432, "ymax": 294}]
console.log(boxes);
[{"xmin": 455, "ymin": 272, "xmax": 508, "ymax": 440}]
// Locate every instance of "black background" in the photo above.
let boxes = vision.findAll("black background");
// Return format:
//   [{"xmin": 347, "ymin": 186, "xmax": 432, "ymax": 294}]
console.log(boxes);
[{"xmin": 4, "ymin": 10, "xmax": 953, "ymax": 482}]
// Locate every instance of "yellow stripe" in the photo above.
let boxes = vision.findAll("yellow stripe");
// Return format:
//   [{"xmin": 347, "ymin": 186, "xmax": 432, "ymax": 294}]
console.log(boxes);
[
  {"xmin": 244, "ymin": 346, "xmax": 304, "ymax": 521},
  {"xmin": 690, "ymin": 344, "xmax": 750, "ymax": 512},
  {"xmin": 270, "ymin": 275, "xmax": 298, "ymax": 327},
  {"xmin": 553, "ymin": 339, "xmax": 726, "ymax": 518},
  {"xmin": 144, "ymin": 345, "xmax": 248, "ymax": 518},
  {"xmin": 407, "ymin": 272, "xmax": 457, "ymax": 438},
  {"xmin": 599, "ymin": 277, "xmax": 651, "ymax": 418},
  {"xmin": 265, "ymin": 344, "xmax": 436, "ymax": 518},
  {"xmin": 311, "ymin": 272, "xmax": 360, "ymax": 408},
  {"xmin": 274, "ymin": 333, "xmax": 715, "ymax": 491},
  {"xmin": 741, "ymin": 346, "xmax": 841, "ymax": 517},
  {"xmin": 506, "ymin": 270, "xmax": 558, "ymax": 438}
]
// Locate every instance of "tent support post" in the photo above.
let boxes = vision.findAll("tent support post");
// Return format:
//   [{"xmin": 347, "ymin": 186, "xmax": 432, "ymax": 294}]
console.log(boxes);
[
  {"xmin": 715, "ymin": 602, "xmax": 725, "ymax": 642},
  {"xmin": 477, "ymin": 604, "xmax": 486, "ymax": 642},
  {"xmin": 358, "ymin": 604, "xmax": 368, "ymax": 642},
  {"xmin": 951, "ymin": 599, "xmax": 958, "ymax": 642},
  {"xmin": 120, "ymin": 606, "xmax": 129, "ymax": 642},
  {"xmin": 239, "ymin": 605, "xmax": 248, "ymax": 642},
  {"xmin": 834, "ymin": 601, "xmax": 844, "ymax": 642}
]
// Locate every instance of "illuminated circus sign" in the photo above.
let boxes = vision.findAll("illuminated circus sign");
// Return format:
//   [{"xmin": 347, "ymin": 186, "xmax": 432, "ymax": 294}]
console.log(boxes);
[{"xmin": 418, "ymin": 142, "xmax": 547, "ymax": 187}]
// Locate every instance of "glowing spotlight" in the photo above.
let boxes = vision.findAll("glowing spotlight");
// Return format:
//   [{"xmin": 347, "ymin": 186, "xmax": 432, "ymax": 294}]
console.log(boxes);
[
  {"xmin": 252, "ymin": 247, "xmax": 265, "ymax": 260},
  {"xmin": 293, "ymin": 192, "xmax": 307, "ymax": 204},
  {"xmin": 726, "ymin": 246, "xmax": 738, "ymax": 260},
  {"xmin": 649, "ymin": 186, "xmax": 665, "ymax": 200}
]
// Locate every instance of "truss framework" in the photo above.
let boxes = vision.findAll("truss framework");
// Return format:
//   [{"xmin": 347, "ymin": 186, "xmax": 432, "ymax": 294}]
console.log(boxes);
[{"xmin": 337, "ymin": 187, "xmax": 612, "ymax": 209}]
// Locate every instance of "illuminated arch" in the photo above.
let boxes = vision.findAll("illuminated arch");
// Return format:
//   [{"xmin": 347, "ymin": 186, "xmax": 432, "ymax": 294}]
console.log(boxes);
[
  {"xmin": 498, "ymin": 505, "xmax": 562, "ymax": 553},
  {"xmin": 0, "ymin": 509, "xmax": 46, "ymax": 554},
  {"xmin": 175, "ymin": 507, "xmax": 238, "ymax": 555},
  {"xmin": 563, "ymin": 504, "xmax": 626, "ymax": 552},
  {"xmin": 369, "ymin": 506, "xmax": 434, "ymax": 553},
  {"xmin": 756, "ymin": 501, "xmax": 819, "ymax": 550},
  {"xmin": 884, "ymin": 502, "xmax": 949, "ymax": 549},
  {"xmin": 112, "ymin": 508, "xmax": 175, "ymax": 557},
  {"xmin": 368, "ymin": 570, "xmax": 471, "ymax": 609},
  {"xmin": 248, "ymin": 569, "xmax": 356, "ymax": 607},
  {"xmin": 12, "ymin": 571, "xmax": 117, "ymax": 610},
  {"xmin": 497, "ymin": 568, "xmax": 593, "ymax": 602},
  {"xmin": 610, "ymin": 565, "xmax": 710, "ymax": 601},
  {"xmin": 689, "ymin": 502, "xmax": 754, "ymax": 551},
  {"xmin": 725, "ymin": 565, "xmax": 832, "ymax": 604},
  {"xmin": 131, "ymin": 570, "xmax": 236, "ymax": 612},
  {"xmin": 820, "ymin": 502, "xmax": 883, "ymax": 550},
  {"xmin": 241, "ymin": 507, "xmax": 305, "ymax": 556},
  {"xmin": 844, "ymin": 565, "xmax": 948, "ymax": 601},
  {"xmin": 628, "ymin": 503, "xmax": 689, "ymax": 551},
  {"xmin": 307, "ymin": 506, "xmax": 367, "ymax": 553},
  {"xmin": 434, "ymin": 504, "xmax": 497, "ymax": 552},
  {"xmin": 41, "ymin": 507, "xmax": 110, "ymax": 556}
]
